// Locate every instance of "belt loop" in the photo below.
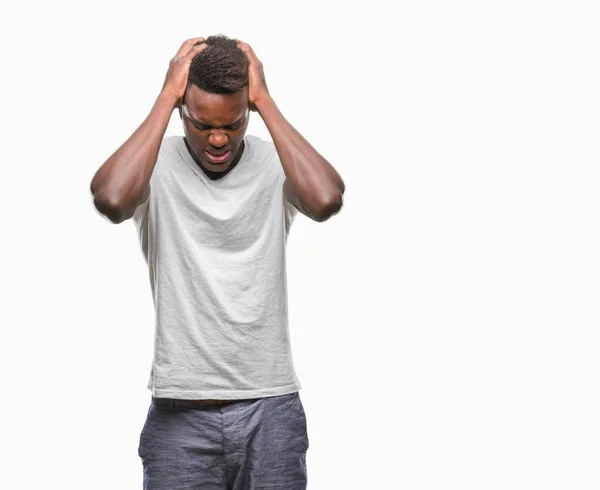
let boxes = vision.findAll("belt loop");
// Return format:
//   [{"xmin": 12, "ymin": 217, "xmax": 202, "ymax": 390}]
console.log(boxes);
[{"xmin": 169, "ymin": 398, "xmax": 175, "ymax": 409}]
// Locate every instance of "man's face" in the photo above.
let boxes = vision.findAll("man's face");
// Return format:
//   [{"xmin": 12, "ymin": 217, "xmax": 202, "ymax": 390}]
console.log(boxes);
[{"xmin": 181, "ymin": 84, "xmax": 249, "ymax": 174}]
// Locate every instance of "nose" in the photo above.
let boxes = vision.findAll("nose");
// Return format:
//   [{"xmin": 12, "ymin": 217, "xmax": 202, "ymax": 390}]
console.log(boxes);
[{"xmin": 208, "ymin": 130, "xmax": 228, "ymax": 148}]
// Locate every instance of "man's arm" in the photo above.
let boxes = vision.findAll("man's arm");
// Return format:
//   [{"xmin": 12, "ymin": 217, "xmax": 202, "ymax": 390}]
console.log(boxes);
[
  {"xmin": 237, "ymin": 41, "xmax": 345, "ymax": 223},
  {"xmin": 90, "ymin": 38, "xmax": 207, "ymax": 224}
]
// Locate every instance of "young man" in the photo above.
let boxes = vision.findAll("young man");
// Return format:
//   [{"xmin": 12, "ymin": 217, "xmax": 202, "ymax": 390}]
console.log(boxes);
[{"xmin": 90, "ymin": 35, "xmax": 344, "ymax": 489}]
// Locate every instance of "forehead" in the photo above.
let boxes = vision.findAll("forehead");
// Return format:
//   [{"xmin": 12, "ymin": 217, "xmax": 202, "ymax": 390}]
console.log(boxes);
[{"xmin": 184, "ymin": 85, "xmax": 248, "ymax": 124}]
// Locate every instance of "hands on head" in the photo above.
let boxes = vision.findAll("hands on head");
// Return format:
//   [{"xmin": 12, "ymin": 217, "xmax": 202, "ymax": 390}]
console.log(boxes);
[
  {"xmin": 161, "ymin": 37, "xmax": 271, "ymax": 112},
  {"xmin": 235, "ymin": 40, "xmax": 271, "ymax": 112},
  {"xmin": 161, "ymin": 38, "xmax": 208, "ymax": 107}
]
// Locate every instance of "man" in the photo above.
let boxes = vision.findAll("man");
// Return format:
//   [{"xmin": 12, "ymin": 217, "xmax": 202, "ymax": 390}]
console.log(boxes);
[{"xmin": 90, "ymin": 35, "xmax": 344, "ymax": 489}]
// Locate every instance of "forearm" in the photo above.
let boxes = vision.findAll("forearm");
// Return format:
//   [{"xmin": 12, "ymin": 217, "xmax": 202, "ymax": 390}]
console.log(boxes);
[
  {"xmin": 256, "ymin": 97, "xmax": 345, "ymax": 215},
  {"xmin": 90, "ymin": 92, "xmax": 176, "ymax": 221}
]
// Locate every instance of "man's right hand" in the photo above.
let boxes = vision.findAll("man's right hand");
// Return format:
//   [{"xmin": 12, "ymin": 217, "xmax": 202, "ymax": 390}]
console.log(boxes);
[{"xmin": 161, "ymin": 37, "xmax": 208, "ymax": 107}]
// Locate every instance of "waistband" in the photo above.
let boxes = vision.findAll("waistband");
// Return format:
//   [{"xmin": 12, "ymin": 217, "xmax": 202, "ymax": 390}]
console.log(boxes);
[{"xmin": 151, "ymin": 396, "xmax": 260, "ymax": 409}]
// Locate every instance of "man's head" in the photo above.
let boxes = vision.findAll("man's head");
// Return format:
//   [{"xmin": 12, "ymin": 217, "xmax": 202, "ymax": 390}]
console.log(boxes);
[{"xmin": 180, "ymin": 35, "xmax": 249, "ymax": 176}]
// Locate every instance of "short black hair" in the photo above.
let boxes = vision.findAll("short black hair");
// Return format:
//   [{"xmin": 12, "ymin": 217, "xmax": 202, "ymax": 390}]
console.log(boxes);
[{"xmin": 188, "ymin": 35, "xmax": 248, "ymax": 94}]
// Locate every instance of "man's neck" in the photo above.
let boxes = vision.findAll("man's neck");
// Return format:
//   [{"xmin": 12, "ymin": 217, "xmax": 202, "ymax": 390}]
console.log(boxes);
[{"xmin": 183, "ymin": 137, "xmax": 245, "ymax": 181}]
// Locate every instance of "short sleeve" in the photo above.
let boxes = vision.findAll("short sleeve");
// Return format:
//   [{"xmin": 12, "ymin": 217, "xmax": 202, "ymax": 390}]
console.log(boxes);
[
  {"xmin": 284, "ymin": 189, "xmax": 299, "ymax": 221},
  {"xmin": 279, "ymin": 168, "xmax": 299, "ymax": 233},
  {"xmin": 132, "ymin": 184, "xmax": 150, "ymax": 226}
]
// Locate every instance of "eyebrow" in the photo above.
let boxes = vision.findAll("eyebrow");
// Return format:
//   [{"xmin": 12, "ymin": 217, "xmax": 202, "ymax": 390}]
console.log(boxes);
[{"xmin": 186, "ymin": 110, "xmax": 247, "ymax": 129}]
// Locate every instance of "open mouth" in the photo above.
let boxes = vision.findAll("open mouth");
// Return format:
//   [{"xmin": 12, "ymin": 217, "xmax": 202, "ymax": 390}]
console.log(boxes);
[{"xmin": 204, "ymin": 149, "xmax": 231, "ymax": 164}]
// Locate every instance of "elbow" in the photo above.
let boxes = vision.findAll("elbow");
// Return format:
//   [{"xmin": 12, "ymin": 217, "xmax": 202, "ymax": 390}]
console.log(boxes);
[
  {"xmin": 312, "ymin": 191, "xmax": 344, "ymax": 223},
  {"xmin": 92, "ymin": 193, "xmax": 130, "ymax": 224}
]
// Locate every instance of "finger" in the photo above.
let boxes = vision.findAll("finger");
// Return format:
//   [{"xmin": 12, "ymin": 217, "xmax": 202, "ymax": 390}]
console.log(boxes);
[
  {"xmin": 182, "ymin": 41, "xmax": 208, "ymax": 63},
  {"xmin": 175, "ymin": 37, "xmax": 205, "ymax": 58},
  {"xmin": 237, "ymin": 41, "xmax": 259, "ymax": 63}
]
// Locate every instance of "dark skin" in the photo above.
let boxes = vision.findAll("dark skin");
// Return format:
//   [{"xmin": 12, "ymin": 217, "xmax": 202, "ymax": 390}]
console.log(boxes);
[
  {"xmin": 88, "ymin": 37, "xmax": 346, "ymax": 405},
  {"xmin": 90, "ymin": 37, "xmax": 344, "ymax": 223},
  {"xmin": 179, "ymin": 85, "xmax": 250, "ymax": 180},
  {"xmin": 90, "ymin": 37, "xmax": 208, "ymax": 222},
  {"xmin": 235, "ymin": 40, "xmax": 344, "ymax": 221}
]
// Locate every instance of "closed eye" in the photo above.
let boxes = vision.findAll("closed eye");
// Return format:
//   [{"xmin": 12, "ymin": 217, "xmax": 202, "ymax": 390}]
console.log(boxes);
[
  {"xmin": 183, "ymin": 106, "xmax": 248, "ymax": 132},
  {"xmin": 191, "ymin": 120, "xmax": 210, "ymax": 131},
  {"xmin": 191, "ymin": 120, "xmax": 243, "ymax": 132}
]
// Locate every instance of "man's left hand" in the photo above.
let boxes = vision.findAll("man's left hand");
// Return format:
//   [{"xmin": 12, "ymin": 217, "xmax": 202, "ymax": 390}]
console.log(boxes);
[{"xmin": 237, "ymin": 40, "xmax": 271, "ymax": 111}]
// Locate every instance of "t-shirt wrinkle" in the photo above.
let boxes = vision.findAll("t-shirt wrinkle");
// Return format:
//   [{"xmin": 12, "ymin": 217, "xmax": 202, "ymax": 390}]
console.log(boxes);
[{"xmin": 132, "ymin": 134, "xmax": 300, "ymax": 400}]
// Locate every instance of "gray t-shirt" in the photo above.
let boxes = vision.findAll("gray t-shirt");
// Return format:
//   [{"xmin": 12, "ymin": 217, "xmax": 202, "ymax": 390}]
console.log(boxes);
[{"xmin": 132, "ymin": 135, "xmax": 301, "ymax": 399}]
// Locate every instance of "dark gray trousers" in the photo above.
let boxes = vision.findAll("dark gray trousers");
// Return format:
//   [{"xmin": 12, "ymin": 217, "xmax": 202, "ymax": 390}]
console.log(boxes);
[{"xmin": 138, "ymin": 391, "xmax": 309, "ymax": 489}]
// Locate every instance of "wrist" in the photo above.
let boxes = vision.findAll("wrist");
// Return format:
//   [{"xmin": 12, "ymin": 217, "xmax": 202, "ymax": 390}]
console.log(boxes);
[
  {"xmin": 254, "ymin": 94, "xmax": 275, "ymax": 114},
  {"xmin": 156, "ymin": 90, "xmax": 179, "ymax": 111}
]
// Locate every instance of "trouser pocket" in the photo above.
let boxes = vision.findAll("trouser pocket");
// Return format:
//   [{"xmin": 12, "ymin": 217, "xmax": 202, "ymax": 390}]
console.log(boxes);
[
  {"xmin": 293, "ymin": 393, "xmax": 310, "ymax": 450},
  {"xmin": 138, "ymin": 404, "xmax": 154, "ymax": 461}
]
